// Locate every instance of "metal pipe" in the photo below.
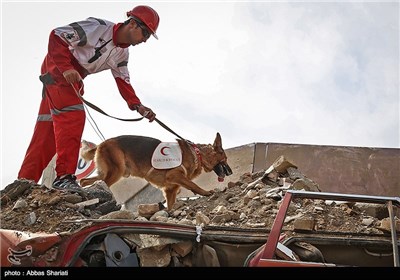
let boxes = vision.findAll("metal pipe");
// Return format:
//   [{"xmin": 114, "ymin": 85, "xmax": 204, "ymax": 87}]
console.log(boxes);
[{"xmin": 387, "ymin": 201, "xmax": 399, "ymax": 267}]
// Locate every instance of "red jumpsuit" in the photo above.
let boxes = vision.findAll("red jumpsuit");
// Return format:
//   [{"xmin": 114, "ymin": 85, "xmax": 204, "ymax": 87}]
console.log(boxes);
[{"xmin": 18, "ymin": 17, "xmax": 142, "ymax": 182}]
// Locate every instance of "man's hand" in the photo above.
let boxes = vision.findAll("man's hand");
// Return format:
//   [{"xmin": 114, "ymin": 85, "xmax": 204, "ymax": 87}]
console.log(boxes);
[
  {"xmin": 138, "ymin": 104, "xmax": 156, "ymax": 122},
  {"xmin": 63, "ymin": 69, "xmax": 82, "ymax": 84}
]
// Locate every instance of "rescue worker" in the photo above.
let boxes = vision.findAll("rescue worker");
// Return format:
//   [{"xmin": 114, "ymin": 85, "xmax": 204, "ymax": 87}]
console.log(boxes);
[{"xmin": 17, "ymin": 5, "xmax": 159, "ymax": 190}]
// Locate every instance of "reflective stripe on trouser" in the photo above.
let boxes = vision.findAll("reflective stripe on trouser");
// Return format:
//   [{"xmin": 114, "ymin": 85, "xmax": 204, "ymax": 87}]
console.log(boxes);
[
  {"xmin": 18, "ymin": 84, "xmax": 85, "ymax": 182},
  {"xmin": 18, "ymin": 96, "xmax": 56, "ymax": 182}
]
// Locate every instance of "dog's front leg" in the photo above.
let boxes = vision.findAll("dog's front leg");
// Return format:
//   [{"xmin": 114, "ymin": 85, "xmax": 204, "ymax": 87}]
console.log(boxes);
[
  {"xmin": 172, "ymin": 177, "xmax": 214, "ymax": 197},
  {"xmin": 163, "ymin": 185, "xmax": 180, "ymax": 211}
]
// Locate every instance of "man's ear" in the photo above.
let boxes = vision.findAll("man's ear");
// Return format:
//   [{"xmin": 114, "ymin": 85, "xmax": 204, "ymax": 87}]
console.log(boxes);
[{"xmin": 128, "ymin": 19, "xmax": 137, "ymax": 29}]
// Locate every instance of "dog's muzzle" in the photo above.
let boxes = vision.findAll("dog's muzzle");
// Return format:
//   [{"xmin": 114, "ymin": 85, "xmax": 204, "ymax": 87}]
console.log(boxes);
[{"xmin": 213, "ymin": 162, "xmax": 233, "ymax": 182}]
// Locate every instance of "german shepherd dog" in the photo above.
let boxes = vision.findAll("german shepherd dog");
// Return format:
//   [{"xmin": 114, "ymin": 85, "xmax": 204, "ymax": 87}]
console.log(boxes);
[{"xmin": 80, "ymin": 133, "xmax": 232, "ymax": 210}]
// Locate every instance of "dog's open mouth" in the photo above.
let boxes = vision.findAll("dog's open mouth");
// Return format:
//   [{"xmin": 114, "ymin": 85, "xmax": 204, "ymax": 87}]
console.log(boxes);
[{"xmin": 213, "ymin": 163, "xmax": 233, "ymax": 182}]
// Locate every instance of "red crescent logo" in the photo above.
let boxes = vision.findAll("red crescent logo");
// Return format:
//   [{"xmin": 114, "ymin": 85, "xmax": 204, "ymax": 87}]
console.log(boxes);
[{"xmin": 160, "ymin": 146, "xmax": 170, "ymax": 156}]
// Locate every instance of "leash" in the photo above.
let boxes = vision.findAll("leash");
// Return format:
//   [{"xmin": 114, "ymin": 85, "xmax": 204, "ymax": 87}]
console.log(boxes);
[
  {"xmin": 72, "ymin": 82, "xmax": 203, "ymax": 166},
  {"xmin": 72, "ymin": 82, "xmax": 144, "ymax": 122},
  {"xmin": 71, "ymin": 82, "xmax": 187, "ymax": 141}
]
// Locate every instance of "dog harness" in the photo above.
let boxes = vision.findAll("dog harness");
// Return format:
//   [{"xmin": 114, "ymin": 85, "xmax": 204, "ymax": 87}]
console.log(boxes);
[
  {"xmin": 144, "ymin": 142, "xmax": 202, "ymax": 180},
  {"xmin": 151, "ymin": 142, "xmax": 182, "ymax": 169}
]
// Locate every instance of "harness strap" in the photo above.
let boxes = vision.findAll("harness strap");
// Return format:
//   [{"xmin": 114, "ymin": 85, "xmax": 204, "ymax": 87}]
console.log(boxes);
[
  {"xmin": 145, "ymin": 165, "xmax": 187, "ymax": 179},
  {"xmin": 144, "ymin": 167, "xmax": 155, "ymax": 179},
  {"xmin": 188, "ymin": 143, "xmax": 202, "ymax": 170},
  {"xmin": 180, "ymin": 165, "xmax": 188, "ymax": 176}
]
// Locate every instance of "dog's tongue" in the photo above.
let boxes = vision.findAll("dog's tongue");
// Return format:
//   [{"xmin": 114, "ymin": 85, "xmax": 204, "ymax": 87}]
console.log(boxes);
[{"xmin": 218, "ymin": 177, "xmax": 224, "ymax": 182}]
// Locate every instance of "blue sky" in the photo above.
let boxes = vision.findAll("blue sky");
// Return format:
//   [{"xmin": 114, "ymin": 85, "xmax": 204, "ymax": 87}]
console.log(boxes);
[{"xmin": 1, "ymin": 1, "xmax": 399, "ymax": 187}]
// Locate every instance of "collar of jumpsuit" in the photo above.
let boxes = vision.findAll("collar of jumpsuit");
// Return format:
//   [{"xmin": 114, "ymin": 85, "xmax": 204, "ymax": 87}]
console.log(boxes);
[{"xmin": 113, "ymin": 23, "xmax": 131, "ymax": 48}]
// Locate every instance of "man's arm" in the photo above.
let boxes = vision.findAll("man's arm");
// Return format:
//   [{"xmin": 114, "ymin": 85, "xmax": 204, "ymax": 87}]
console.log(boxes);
[
  {"xmin": 115, "ymin": 77, "xmax": 141, "ymax": 109},
  {"xmin": 115, "ymin": 77, "xmax": 156, "ymax": 122},
  {"xmin": 48, "ymin": 31, "xmax": 76, "ymax": 75}
]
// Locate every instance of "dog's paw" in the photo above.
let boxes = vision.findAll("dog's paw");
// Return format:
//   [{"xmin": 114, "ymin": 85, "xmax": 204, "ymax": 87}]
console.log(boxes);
[{"xmin": 204, "ymin": 189, "xmax": 215, "ymax": 196}]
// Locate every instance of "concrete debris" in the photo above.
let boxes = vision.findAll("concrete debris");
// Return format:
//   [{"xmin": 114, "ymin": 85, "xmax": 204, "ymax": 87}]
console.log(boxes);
[{"xmin": 0, "ymin": 156, "xmax": 397, "ymax": 238}]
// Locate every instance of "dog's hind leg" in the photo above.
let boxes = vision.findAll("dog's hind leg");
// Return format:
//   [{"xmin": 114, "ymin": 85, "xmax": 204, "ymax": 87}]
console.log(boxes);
[
  {"xmin": 102, "ymin": 171, "xmax": 124, "ymax": 187},
  {"xmin": 163, "ymin": 185, "xmax": 180, "ymax": 211},
  {"xmin": 99, "ymin": 149, "xmax": 126, "ymax": 187},
  {"xmin": 82, "ymin": 143, "xmax": 126, "ymax": 188}
]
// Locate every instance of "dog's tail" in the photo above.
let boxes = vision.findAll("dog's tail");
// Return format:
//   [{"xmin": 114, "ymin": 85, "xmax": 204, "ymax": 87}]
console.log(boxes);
[{"xmin": 81, "ymin": 140, "xmax": 97, "ymax": 162}]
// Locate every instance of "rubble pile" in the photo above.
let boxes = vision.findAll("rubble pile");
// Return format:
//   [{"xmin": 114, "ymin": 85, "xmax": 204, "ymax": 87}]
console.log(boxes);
[
  {"xmin": 0, "ymin": 156, "xmax": 395, "ymax": 236},
  {"xmin": 0, "ymin": 180, "xmax": 120, "ymax": 233}
]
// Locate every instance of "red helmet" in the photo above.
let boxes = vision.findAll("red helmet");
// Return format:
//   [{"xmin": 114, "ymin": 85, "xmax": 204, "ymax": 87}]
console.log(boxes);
[{"xmin": 127, "ymin": 5, "xmax": 160, "ymax": 39}]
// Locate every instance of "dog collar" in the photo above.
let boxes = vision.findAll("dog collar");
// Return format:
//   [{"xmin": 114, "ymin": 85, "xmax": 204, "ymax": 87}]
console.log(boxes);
[{"xmin": 191, "ymin": 144, "xmax": 202, "ymax": 162}]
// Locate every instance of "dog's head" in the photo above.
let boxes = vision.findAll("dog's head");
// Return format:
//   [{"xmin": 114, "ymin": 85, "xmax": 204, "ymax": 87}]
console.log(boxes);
[{"xmin": 200, "ymin": 132, "xmax": 233, "ymax": 182}]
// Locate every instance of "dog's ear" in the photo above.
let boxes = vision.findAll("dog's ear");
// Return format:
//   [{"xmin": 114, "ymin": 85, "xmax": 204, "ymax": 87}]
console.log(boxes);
[{"xmin": 213, "ymin": 132, "xmax": 223, "ymax": 152}]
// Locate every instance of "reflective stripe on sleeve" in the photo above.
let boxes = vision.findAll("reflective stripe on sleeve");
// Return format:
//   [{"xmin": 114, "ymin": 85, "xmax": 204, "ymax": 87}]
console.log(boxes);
[
  {"xmin": 117, "ymin": 61, "xmax": 128, "ymax": 67},
  {"xmin": 91, "ymin": 18, "xmax": 107, "ymax": 25}
]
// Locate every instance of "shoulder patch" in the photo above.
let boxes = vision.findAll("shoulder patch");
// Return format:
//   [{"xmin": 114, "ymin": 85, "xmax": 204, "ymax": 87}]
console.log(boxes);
[{"xmin": 61, "ymin": 30, "xmax": 80, "ymax": 43}]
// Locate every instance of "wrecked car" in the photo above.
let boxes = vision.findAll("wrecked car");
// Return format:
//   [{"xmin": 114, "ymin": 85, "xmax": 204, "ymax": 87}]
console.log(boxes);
[
  {"xmin": 246, "ymin": 190, "xmax": 399, "ymax": 267},
  {"xmin": 1, "ymin": 190, "xmax": 399, "ymax": 267}
]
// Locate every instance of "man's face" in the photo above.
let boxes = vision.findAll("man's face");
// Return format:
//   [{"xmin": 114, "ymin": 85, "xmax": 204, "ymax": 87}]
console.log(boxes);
[{"xmin": 128, "ymin": 20, "xmax": 151, "ymax": 46}]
